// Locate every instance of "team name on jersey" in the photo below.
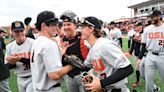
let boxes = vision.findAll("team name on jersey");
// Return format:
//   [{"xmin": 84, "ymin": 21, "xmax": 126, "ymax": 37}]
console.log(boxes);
[
  {"xmin": 148, "ymin": 32, "xmax": 164, "ymax": 39},
  {"xmin": 16, "ymin": 52, "xmax": 31, "ymax": 59}
]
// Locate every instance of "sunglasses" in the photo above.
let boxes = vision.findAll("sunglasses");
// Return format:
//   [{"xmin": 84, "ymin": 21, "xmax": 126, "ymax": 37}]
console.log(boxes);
[{"xmin": 80, "ymin": 19, "xmax": 95, "ymax": 27}]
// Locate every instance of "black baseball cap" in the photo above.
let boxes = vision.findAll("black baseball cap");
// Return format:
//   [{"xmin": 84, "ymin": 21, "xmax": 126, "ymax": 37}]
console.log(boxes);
[
  {"xmin": 24, "ymin": 17, "xmax": 32, "ymax": 26},
  {"xmin": 149, "ymin": 10, "xmax": 162, "ymax": 17},
  {"xmin": 135, "ymin": 22, "xmax": 143, "ymax": 26},
  {"xmin": 35, "ymin": 11, "xmax": 58, "ymax": 27},
  {"xmin": 11, "ymin": 21, "xmax": 25, "ymax": 31},
  {"xmin": 79, "ymin": 16, "xmax": 102, "ymax": 30},
  {"xmin": 60, "ymin": 10, "xmax": 78, "ymax": 23}
]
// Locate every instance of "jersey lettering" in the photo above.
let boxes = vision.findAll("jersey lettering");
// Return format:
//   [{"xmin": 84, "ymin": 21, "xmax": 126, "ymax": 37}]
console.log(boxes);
[
  {"xmin": 148, "ymin": 32, "xmax": 164, "ymax": 39},
  {"xmin": 92, "ymin": 58, "xmax": 105, "ymax": 72},
  {"xmin": 16, "ymin": 52, "xmax": 31, "ymax": 58}
]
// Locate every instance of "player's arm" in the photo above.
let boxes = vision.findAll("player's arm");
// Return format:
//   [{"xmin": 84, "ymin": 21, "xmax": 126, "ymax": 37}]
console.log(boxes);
[
  {"xmin": 5, "ymin": 54, "xmax": 21, "ymax": 64},
  {"xmin": 128, "ymin": 39, "xmax": 131, "ymax": 49},
  {"xmin": 138, "ymin": 43, "xmax": 146, "ymax": 59},
  {"xmin": 118, "ymin": 38, "xmax": 122, "ymax": 48},
  {"xmin": 129, "ymin": 38, "xmax": 135, "ymax": 55},
  {"xmin": 48, "ymin": 65, "xmax": 73, "ymax": 80},
  {"xmin": 100, "ymin": 64, "xmax": 133, "ymax": 88}
]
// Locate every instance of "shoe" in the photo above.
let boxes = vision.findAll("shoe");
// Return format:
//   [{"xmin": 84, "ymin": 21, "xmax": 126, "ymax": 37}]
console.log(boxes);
[
  {"xmin": 154, "ymin": 86, "xmax": 160, "ymax": 92},
  {"xmin": 132, "ymin": 81, "xmax": 141, "ymax": 88}
]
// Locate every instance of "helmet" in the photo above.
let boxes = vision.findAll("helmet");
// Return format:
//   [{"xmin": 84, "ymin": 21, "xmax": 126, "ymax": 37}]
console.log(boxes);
[{"xmin": 60, "ymin": 10, "xmax": 78, "ymax": 23}]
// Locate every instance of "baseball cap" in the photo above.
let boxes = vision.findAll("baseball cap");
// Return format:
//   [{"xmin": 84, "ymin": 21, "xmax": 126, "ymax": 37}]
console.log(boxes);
[
  {"xmin": 109, "ymin": 21, "xmax": 116, "ymax": 25},
  {"xmin": 135, "ymin": 22, "xmax": 143, "ymax": 26},
  {"xmin": 79, "ymin": 16, "xmax": 102, "ymax": 30},
  {"xmin": 24, "ymin": 17, "xmax": 32, "ymax": 26},
  {"xmin": 149, "ymin": 10, "xmax": 162, "ymax": 17},
  {"xmin": 11, "ymin": 21, "xmax": 25, "ymax": 31},
  {"xmin": 60, "ymin": 10, "xmax": 78, "ymax": 23},
  {"xmin": 35, "ymin": 11, "xmax": 58, "ymax": 27}
]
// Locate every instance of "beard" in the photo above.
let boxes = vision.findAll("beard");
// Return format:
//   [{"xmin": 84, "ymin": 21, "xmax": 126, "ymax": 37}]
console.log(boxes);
[{"xmin": 152, "ymin": 19, "xmax": 159, "ymax": 25}]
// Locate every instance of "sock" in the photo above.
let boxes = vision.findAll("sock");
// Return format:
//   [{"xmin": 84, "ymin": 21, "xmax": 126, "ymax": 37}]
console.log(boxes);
[{"xmin": 136, "ymin": 70, "xmax": 140, "ymax": 82}]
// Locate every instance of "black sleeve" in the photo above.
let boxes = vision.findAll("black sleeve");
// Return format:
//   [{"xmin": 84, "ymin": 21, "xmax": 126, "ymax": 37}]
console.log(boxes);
[
  {"xmin": 128, "ymin": 40, "xmax": 130, "ymax": 49},
  {"xmin": 118, "ymin": 38, "xmax": 122, "ymax": 48},
  {"xmin": 129, "ymin": 39, "xmax": 134, "ymax": 54},
  {"xmin": 26, "ymin": 29, "xmax": 35, "ymax": 39},
  {"xmin": 100, "ymin": 64, "xmax": 133, "ymax": 88},
  {"xmin": 138, "ymin": 43, "xmax": 146, "ymax": 59},
  {"xmin": 5, "ymin": 63, "xmax": 16, "ymax": 69},
  {"xmin": 19, "ymin": 58, "xmax": 30, "ymax": 65},
  {"xmin": 1, "ymin": 38, "xmax": 6, "ymax": 50}
]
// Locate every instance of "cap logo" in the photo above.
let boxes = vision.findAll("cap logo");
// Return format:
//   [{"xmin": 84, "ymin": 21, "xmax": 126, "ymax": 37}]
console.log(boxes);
[{"xmin": 15, "ymin": 22, "xmax": 21, "ymax": 28}]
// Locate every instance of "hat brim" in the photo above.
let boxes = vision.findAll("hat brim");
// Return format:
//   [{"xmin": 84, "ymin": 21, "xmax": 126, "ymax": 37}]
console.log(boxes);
[
  {"xmin": 36, "ymin": 18, "xmax": 58, "ymax": 26},
  {"xmin": 12, "ymin": 28, "xmax": 24, "ymax": 32}
]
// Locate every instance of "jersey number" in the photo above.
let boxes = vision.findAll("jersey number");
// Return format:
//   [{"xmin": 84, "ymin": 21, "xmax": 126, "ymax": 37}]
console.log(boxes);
[
  {"xmin": 23, "ymin": 63, "xmax": 30, "ymax": 70},
  {"xmin": 159, "ymin": 40, "xmax": 164, "ymax": 46},
  {"xmin": 92, "ymin": 58, "xmax": 105, "ymax": 71}
]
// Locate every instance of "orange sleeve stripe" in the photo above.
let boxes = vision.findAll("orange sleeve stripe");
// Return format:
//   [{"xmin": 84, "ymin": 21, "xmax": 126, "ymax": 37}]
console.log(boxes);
[{"xmin": 80, "ymin": 38, "xmax": 89, "ymax": 60}]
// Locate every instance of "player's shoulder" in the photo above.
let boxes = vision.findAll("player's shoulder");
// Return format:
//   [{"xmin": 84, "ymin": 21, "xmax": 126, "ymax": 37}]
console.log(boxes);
[
  {"xmin": 26, "ymin": 37, "xmax": 34, "ymax": 42},
  {"xmin": 6, "ymin": 40, "xmax": 16, "ymax": 48},
  {"xmin": 36, "ymin": 36, "xmax": 57, "ymax": 47}
]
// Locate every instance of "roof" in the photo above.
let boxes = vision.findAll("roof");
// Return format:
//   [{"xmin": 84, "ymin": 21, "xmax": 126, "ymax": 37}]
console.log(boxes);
[{"xmin": 128, "ymin": 0, "xmax": 164, "ymax": 9}]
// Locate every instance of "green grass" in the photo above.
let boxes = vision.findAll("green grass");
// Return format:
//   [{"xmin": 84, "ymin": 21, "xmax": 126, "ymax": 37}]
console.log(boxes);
[{"xmin": 8, "ymin": 37, "xmax": 164, "ymax": 92}]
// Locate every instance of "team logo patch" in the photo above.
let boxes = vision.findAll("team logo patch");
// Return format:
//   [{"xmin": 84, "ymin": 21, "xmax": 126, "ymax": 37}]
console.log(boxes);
[{"xmin": 15, "ymin": 22, "xmax": 21, "ymax": 28}]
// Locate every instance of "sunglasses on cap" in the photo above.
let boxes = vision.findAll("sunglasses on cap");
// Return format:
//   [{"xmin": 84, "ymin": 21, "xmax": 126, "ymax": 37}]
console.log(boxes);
[
  {"xmin": 80, "ymin": 19, "xmax": 95, "ymax": 27},
  {"xmin": 43, "ymin": 18, "xmax": 58, "ymax": 24}
]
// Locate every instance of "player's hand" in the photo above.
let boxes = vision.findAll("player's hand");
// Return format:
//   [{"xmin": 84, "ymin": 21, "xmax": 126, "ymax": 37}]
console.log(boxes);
[
  {"xmin": 84, "ymin": 74, "xmax": 102, "ymax": 92},
  {"xmin": 124, "ymin": 52, "xmax": 131, "ymax": 58},
  {"xmin": 136, "ymin": 59, "xmax": 141, "ymax": 70},
  {"xmin": 6, "ymin": 54, "xmax": 21, "ymax": 64},
  {"xmin": 60, "ymin": 41, "xmax": 69, "ymax": 55}
]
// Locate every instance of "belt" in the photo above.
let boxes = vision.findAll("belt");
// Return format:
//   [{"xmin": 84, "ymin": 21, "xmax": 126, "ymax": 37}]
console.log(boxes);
[
  {"xmin": 152, "ymin": 52, "xmax": 159, "ymax": 55},
  {"xmin": 148, "ymin": 51, "xmax": 164, "ymax": 56},
  {"xmin": 111, "ymin": 88, "xmax": 121, "ymax": 92},
  {"xmin": 52, "ymin": 83, "xmax": 61, "ymax": 88},
  {"xmin": 21, "ymin": 75, "xmax": 31, "ymax": 78}
]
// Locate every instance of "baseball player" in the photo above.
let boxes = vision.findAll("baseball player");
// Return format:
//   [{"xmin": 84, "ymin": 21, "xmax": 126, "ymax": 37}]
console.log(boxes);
[
  {"xmin": 5, "ymin": 21, "xmax": 34, "ymax": 92},
  {"xmin": 129, "ymin": 22, "xmax": 143, "ymax": 88},
  {"xmin": 136, "ymin": 10, "xmax": 164, "ymax": 92},
  {"xmin": 80, "ymin": 16, "xmax": 133, "ymax": 92},
  {"xmin": 59, "ymin": 10, "xmax": 90, "ymax": 92},
  {"xmin": 108, "ymin": 21, "xmax": 123, "ymax": 48},
  {"xmin": 127, "ymin": 23, "xmax": 136, "ymax": 50},
  {"xmin": 0, "ymin": 28, "xmax": 11, "ymax": 92},
  {"xmin": 30, "ymin": 10, "xmax": 73, "ymax": 92}
]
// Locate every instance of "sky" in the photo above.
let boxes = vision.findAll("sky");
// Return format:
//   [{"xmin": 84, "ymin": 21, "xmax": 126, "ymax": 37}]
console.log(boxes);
[{"xmin": 0, "ymin": 0, "xmax": 148, "ymax": 26}]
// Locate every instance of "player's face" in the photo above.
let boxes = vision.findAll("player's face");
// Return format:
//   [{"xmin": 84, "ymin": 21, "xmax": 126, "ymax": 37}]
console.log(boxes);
[
  {"xmin": 12, "ymin": 30, "xmax": 26, "ymax": 42},
  {"xmin": 56, "ymin": 27, "xmax": 64, "ymax": 37},
  {"xmin": 81, "ymin": 26, "xmax": 92, "ymax": 40},
  {"xmin": 151, "ymin": 16, "xmax": 159, "ymax": 25},
  {"xmin": 63, "ymin": 22, "xmax": 76, "ymax": 37},
  {"xmin": 134, "ymin": 26, "xmax": 142, "ymax": 33},
  {"xmin": 47, "ymin": 24, "xmax": 58, "ymax": 37}
]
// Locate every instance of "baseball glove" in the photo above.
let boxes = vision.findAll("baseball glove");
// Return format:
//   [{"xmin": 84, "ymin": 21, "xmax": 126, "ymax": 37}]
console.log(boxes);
[
  {"xmin": 82, "ymin": 72, "xmax": 107, "ymax": 92},
  {"xmin": 81, "ymin": 72, "xmax": 93, "ymax": 85},
  {"xmin": 64, "ymin": 55, "xmax": 85, "ymax": 69}
]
